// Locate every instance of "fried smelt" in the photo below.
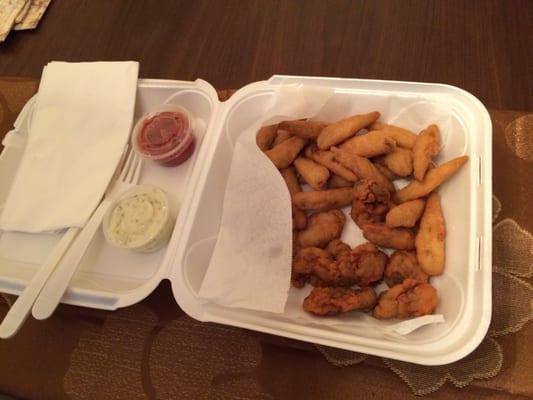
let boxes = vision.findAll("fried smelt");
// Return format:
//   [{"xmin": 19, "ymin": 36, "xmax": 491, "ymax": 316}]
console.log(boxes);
[
  {"xmin": 415, "ymin": 192, "xmax": 446, "ymax": 276},
  {"xmin": 385, "ymin": 199, "xmax": 426, "ymax": 228},
  {"xmin": 278, "ymin": 120, "xmax": 328, "ymax": 140},
  {"xmin": 297, "ymin": 210, "xmax": 345, "ymax": 248},
  {"xmin": 293, "ymin": 188, "xmax": 353, "ymax": 212},
  {"xmin": 280, "ymin": 167, "xmax": 307, "ymax": 230},
  {"xmin": 328, "ymin": 174, "xmax": 353, "ymax": 188},
  {"xmin": 376, "ymin": 147, "xmax": 413, "ymax": 177},
  {"xmin": 339, "ymin": 130, "xmax": 396, "ymax": 158},
  {"xmin": 264, "ymin": 136, "xmax": 307, "ymax": 169},
  {"xmin": 256, "ymin": 124, "xmax": 278, "ymax": 151},
  {"xmin": 317, "ymin": 111, "xmax": 380, "ymax": 150},
  {"xmin": 362, "ymin": 224, "xmax": 415, "ymax": 250},
  {"xmin": 294, "ymin": 157, "xmax": 330, "ymax": 190},
  {"xmin": 307, "ymin": 146, "xmax": 358, "ymax": 182},
  {"xmin": 292, "ymin": 231, "xmax": 301, "ymax": 257},
  {"xmin": 331, "ymin": 146, "xmax": 394, "ymax": 192},
  {"xmin": 272, "ymin": 129, "xmax": 293, "ymax": 147},
  {"xmin": 369, "ymin": 122, "xmax": 417, "ymax": 149},
  {"xmin": 413, "ymin": 125, "xmax": 440, "ymax": 181},
  {"xmin": 374, "ymin": 163, "xmax": 398, "ymax": 181},
  {"xmin": 393, "ymin": 156, "xmax": 468, "ymax": 203}
]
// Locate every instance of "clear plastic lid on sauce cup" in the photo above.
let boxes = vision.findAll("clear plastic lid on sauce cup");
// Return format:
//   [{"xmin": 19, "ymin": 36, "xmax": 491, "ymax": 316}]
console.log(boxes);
[{"xmin": 132, "ymin": 104, "xmax": 196, "ymax": 167}]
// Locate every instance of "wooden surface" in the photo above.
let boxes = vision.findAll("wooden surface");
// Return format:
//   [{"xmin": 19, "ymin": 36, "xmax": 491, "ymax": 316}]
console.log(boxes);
[{"xmin": 0, "ymin": 0, "xmax": 532, "ymax": 111}]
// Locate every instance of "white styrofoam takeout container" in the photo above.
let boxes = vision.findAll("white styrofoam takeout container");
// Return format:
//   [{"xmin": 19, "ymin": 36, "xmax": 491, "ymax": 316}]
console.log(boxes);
[{"xmin": 0, "ymin": 76, "xmax": 491, "ymax": 365}]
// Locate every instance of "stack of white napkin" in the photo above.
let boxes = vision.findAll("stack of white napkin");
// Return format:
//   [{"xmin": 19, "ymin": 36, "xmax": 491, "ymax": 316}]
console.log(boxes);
[{"xmin": 0, "ymin": 61, "xmax": 139, "ymax": 233}]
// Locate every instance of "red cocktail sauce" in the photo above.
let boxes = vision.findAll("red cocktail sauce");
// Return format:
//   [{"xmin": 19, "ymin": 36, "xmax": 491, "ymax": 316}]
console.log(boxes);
[{"xmin": 136, "ymin": 111, "xmax": 195, "ymax": 167}]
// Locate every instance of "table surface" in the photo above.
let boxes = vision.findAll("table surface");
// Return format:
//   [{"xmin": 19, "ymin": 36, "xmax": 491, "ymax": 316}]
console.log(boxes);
[
  {"xmin": 0, "ymin": 1, "xmax": 532, "ymax": 399},
  {"xmin": 1, "ymin": 0, "xmax": 532, "ymax": 112}
]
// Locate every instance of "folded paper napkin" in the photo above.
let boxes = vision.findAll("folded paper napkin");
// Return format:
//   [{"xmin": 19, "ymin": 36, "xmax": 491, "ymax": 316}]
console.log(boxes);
[{"xmin": 0, "ymin": 61, "xmax": 139, "ymax": 232}]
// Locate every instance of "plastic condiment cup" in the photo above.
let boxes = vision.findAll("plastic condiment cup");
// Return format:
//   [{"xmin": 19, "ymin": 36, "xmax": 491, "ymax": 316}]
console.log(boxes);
[
  {"xmin": 132, "ymin": 104, "xmax": 197, "ymax": 167},
  {"xmin": 102, "ymin": 185, "xmax": 175, "ymax": 252}
]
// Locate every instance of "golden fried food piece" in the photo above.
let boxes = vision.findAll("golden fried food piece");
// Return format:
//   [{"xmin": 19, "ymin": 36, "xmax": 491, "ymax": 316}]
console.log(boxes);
[
  {"xmin": 293, "ymin": 188, "xmax": 353, "ymax": 212},
  {"xmin": 373, "ymin": 279, "xmax": 438, "ymax": 319},
  {"xmin": 376, "ymin": 147, "xmax": 413, "ymax": 177},
  {"xmin": 369, "ymin": 122, "xmax": 417, "ymax": 149},
  {"xmin": 374, "ymin": 163, "xmax": 398, "ymax": 181},
  {"xmin": 331, "ymin": 146, "xmax": 394, "ymax": 192},
  {"xmin": 297, "ymin": 210, "xmax": 345, "ymax": 248},
  {"xmin": 292, "ymin": 247, "xmax": 333, "ymax": 288},
  {"xmin": 328, "ymin": 174, "xmax": 353, "ymax": 188},
  {"xmin": 362, "ymin": 224, "xmax": 415, "ymax": 250},
  {"xmin": 280, "ymin": 167, "xmax": 307, "ymax": 230},
  {"xmin": 325, "ymin": 239, "xmax": 351, "ymax": 258},
  {"xmin": 303, "ymin": 143, "xmax": 314, "ymax": 158},
  {"xmin": 313, "ymin": 242, "xmax": 387, "ymax": 287},
  {"xmin": 294, "ymin": 157, "xmax": 330, "ymax": 190},
  {"xmin": 272, "ymin": 129, "xmax": 293, "ymax": 147},
  {"xmin": 292, "ymin": 209, "xmax": 307, "ymax": 231},
  {"xmin": 292, "ymin": 231, "xmax": 301, "ymax": 257},
  {"xmin": 278, "ymin": 119, "xmax": 328, "ymax": 140},
  {"xmin": 385, "ymin": 199, "xmax": 426, "ymax": 228},
  {"xmin": 351, "ymin": 242, "xmax": 389, "ymax": 286},
  {"xmin": 393, "ymin": 156, "xmax": 469, "ymax": 203},
  {"xmin": 280, "ymin": 166, "xmax": 301, "ymax": 195},
  {"xmin": 264, "ymin": 136, "xmax": 307, "ymax": 169},
  {"xmin": 339, "ymin": 130, "xmax": 396, "ymax": 158},
  {"xmin": 317, "ymin": 111, "xmax": 380, "ymax": 150},
  {"xmin": 413, "ymin": 125, "xmax": 440, "ymax": 181},
  {"xmin": 256, "ymin": 124, "xmax": 278, "ymax": 151},
  {"xmin": 416, "ymin": 192, "xmax": 446, "ymax": 275},
  {"xmin": 351, "ymin": 179, "xmax": 390, "ymax": 228},
  {"xmin": 303, "ymin": 286, "xmax": 377, "ymax": 316},
  {"xmin": 384, "ymin": 250, "xmax": 428, "ymax": 287},
  {"xmin": 307, "ymin": 145, "xmax": 358, "ymax": 182}
]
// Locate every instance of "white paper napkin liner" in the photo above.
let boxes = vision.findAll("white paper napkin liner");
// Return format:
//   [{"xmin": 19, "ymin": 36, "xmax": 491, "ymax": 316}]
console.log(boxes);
[
  {"xmin": 198, "ymin": 85, "xmax": 334, "ymax": 313},
  {"xmin": 199, "ymin": 85, "xmax": 454, "ymax": 321}
]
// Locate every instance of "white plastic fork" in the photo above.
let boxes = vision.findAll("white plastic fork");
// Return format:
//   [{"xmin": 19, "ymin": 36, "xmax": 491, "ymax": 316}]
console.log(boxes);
[{"xmin": 30, "ymin": 149, "xmax": 142, "ymax": 321}]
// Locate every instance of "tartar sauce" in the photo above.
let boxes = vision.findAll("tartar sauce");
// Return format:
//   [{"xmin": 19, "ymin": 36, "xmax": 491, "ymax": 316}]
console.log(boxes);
[{"xmin": 104, "ymin": 186, "xmax": 173, "ymax": 251}]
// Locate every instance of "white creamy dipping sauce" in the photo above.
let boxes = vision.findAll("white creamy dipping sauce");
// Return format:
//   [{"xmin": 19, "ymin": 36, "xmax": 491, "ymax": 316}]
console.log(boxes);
[{"xmin": 107, "ymin": 189, "xmax": 167, "ymax": 248}]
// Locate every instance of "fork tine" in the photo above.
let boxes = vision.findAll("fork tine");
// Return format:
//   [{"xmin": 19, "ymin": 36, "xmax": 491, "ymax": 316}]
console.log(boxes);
[
  {"xmin": 131, "ymin": 156, "xmax": 143, "ymax": 184},
  {"xmin": 125, "ymin": 156, "xmax": 135, "ymax": 183},
  {"xmin": 119, "ymin": 150, "xmax": 135, "ymax": 182},
  {"xmin": 125, "ymin": 154, "xmax": 140, "ymax": 183},
  {"xmin": 114, "ymin": 144, "xmax": 130, "ymax": 179}
]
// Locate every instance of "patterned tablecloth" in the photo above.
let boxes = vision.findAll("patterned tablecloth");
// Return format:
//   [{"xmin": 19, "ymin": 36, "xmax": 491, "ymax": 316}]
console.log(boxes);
[{"xmin": 0, "ymin": 78, "xmax": 531, "ymax": 400}]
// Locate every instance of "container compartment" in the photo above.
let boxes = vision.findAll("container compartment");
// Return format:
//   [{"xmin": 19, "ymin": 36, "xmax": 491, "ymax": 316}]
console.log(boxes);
[
  {"xmin": 172, "ymin": 76, "xmax": 491, "ymax": 365},
  {"xmin": 0, "ymin": 79, "xmax": 219, "ymax": 309}
]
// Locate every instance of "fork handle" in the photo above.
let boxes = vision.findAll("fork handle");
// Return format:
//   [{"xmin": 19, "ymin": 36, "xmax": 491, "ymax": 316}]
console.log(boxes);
[
  {"xmin": 32, "ymin": 198, "xmax": 112, "ymax": 320},
  {"xmin": 0, "ymin": 227, "xmax": 79, "ymax": 338}
]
